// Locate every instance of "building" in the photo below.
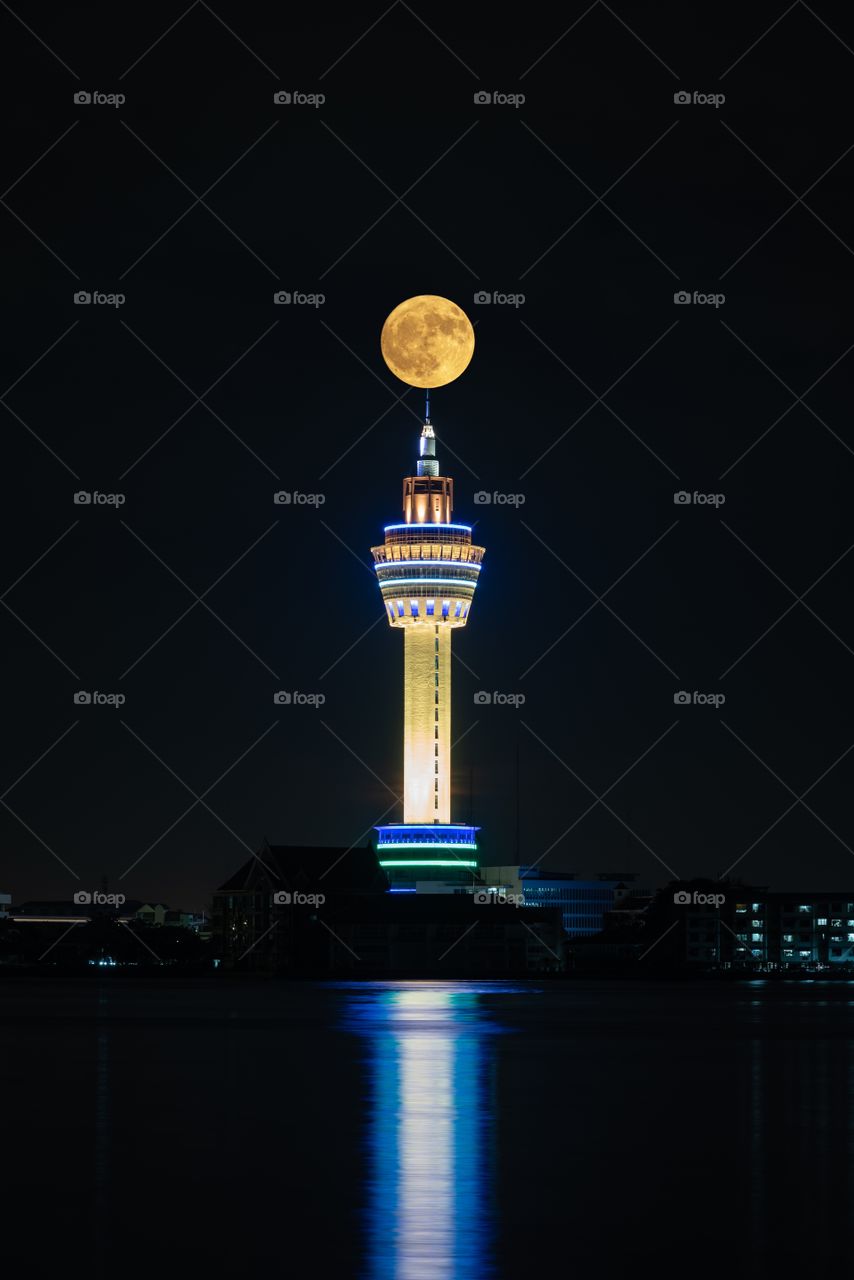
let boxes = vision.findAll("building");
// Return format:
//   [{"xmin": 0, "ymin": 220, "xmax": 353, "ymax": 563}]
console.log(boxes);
[
  {"xmin": 370, "ymin": 409, "xmax": 484, "ymax": 888},
  {"xmin": 0, "ymin": 893, "xmax": 10, "ymax": 919},
  {"xmin": 646, "ymin": 882, "xmax": 854, "ymax": 970},
  {"xmin": 479, "ymin": 866, "xmax": 648, "ymax": 937}
]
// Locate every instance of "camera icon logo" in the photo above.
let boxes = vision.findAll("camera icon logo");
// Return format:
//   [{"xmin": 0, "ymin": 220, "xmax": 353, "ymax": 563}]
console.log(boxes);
[
  {"xmin": 474, "ymin": 490, "xmax": 491, "ymax": 504},
  {"xmin": 74, "ymin": 690, "xmax": 92, "ymax": 705},
  {"xmin": 473, "ymin": 890, "xmax": 490, "ymax": 904},
  {"xmin": 272, "ymin": 890, "xmax": 292, "ymax": 905},
  {"xmin": 673, "ymin": 91, "xmax": 691, "ymax": 105},
  {"xmin": 473, "ymin": 690, "xmax": 492, "ymax": 705},
  {"xmin": 673, "ymin": 690, "xmax": 691, "ymax": 705},
  {"xmin": 473, "ymin": 91, "xmax": 492, "ymax": 105},
  {"xmin": 273, "ymin": 291, "xmax": 292, "ymax": 305},
  {"xmin": 673, "ymin": 290, "xmax": 691, "ymax": 305},
  {"xmin": 74, "ymin": 91, "xmax": 92, "ymax": 105},
  {"xmin": 74, "ymin": 291, "xmax": 92, "ymax": 305},
  {"xmin": 273, "ymin": 490, "xmax": 292, "ymax": 504},
  {"xmin": 673, "ymin": 490, "xmax": 691, "ymax": 505},
  {"xmin": 473, "ymin": 291, "xmax": 491, "ymax": 305},
  {"xmin": 273, "ymin": 691, "xmax": 292, "ymax": 705},
  {"xmin": 73, "ymin": 890, "xmax": 93, "ymax": 904},
  {"xmin": 73, "ymin": 491, "xmax": 92, "ymax": 505},
  {"xmin": 673, "ymin": 890, "xmax": 692, "ymax": 905},
  {"xmin": 273, "ymin": 91, "xmax": 292, "ymax": 105}
]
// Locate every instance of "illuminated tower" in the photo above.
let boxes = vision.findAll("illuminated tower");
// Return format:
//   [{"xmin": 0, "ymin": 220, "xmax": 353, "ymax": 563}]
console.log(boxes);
[{"xmin": 372, "ymin": 402, "xmax": 485, "ymax": 886}]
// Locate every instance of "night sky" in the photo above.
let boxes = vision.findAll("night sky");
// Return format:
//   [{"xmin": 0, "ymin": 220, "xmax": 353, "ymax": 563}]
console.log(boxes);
[{"xmin": 2, "ymin": 1, "xmax": 853, "ymax": 909}]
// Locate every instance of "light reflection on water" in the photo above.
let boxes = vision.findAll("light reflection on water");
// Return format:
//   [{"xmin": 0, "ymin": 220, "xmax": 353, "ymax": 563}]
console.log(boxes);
[{"xmin": 341, "ymin": 982, "xmax": 522, "ymax": 1280}]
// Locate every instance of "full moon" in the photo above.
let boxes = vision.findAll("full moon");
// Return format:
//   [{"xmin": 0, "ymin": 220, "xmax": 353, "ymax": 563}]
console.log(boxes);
[{"xmin": 380, "ymin": 295, "xmax": 475, "ymax": 388}]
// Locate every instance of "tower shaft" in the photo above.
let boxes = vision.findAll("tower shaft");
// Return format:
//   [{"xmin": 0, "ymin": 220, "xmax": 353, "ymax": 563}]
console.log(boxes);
[{"xmin": 403, "ymin": 624, "xmax": 451, "ymax": 823}]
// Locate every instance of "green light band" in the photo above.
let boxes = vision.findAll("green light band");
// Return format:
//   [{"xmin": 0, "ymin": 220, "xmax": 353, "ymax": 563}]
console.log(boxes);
[{"xmin": 379, "ymin": 857, "xmax": 479, "ymax": 866}]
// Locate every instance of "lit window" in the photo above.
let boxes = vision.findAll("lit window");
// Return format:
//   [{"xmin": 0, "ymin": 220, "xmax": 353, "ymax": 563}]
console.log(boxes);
[
  {"xmin": 751, "ymin": 903, "xmax": 761, "ymax": 912},
  {"xmin": 454, "ymin": 602, "xmax": 462, "ymax": 617},
  {"xmin": 848, "ymin": 934, "xmax": 854, "ymax": 943},
  {"xmin": 751, "ymin": 933, "xmax": 763, "ymax": 942},
  {"xmin": 441, "ymin": 600, "xmax": 450, "ymax": 618},
  {"xmin": 799, "ymin": 950, "xmax": 811, "ymax": 957},
  {"xmin": 798, "ymin": 905, "xmax": 812, "ymax": 913},
  {"xmin": 817, "ymin": 918, "xmax": 828, "ymax": 926},
  {"xmin": 735, "ymin": 905, "xmax": 748, "ymax": 914},
  {"xmin": 751, "ymin": 919, "xmax": 763, "ymax": 928},
  {"xmin": 410, "ymin": 599, "xmax": 419, "ymax": 617},
  {"xmin": 397, "ymin": 600, "xmax": 405, "ymax": 617},
  {"xmin": 782, "ymin": 949, "xmax": 793, "ymax": 957},
  {"xmin": 831, "ymin": 919, "xmax": 842, "ymax": 928},
  {"xmin": 782, "ymin": 934, "xmax": 794, "ymax": 943},
  {"xmin": 426, "ymin": 599, "xmax": 435, "ymax": 616}
]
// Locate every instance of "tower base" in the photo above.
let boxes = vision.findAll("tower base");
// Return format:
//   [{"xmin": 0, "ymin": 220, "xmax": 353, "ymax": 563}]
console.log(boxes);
[{"xmin": 375, "ymin": 824, "xmax": 480, "ymax": 888}]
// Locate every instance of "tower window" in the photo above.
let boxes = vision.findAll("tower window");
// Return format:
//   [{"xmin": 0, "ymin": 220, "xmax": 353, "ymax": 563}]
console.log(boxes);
[
  {"xmin": 426, "ymin": 599, "xmax": 435, "ymax": 616},
  {"xmin": 396, "ymin": 600, "xmax": 405, "ymax": 617},
  {"xmin": 454, "ymin": 601, "xmax": 462, "ymax": 617},
  {"xmin": 441, "ymin": 600, "xmax": 450, "ymax": 618},
  {"xmin": 410, "ymin": 599, "xmax": 419, "ymax": 617}
]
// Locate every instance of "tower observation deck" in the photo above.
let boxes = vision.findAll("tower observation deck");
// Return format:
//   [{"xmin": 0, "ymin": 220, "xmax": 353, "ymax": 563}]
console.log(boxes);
[{"xmin": 371, "ymin": 415, "xmax": 485, "ymax": 885}]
